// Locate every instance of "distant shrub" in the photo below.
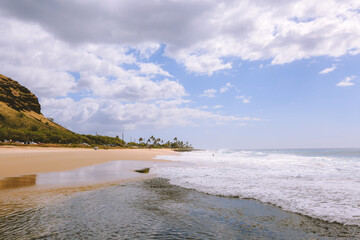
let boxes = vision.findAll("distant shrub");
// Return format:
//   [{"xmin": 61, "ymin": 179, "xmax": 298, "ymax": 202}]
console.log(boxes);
[
  {"xmin": 0, "ymin": 113, "xmax": 5, "ymax": 121},
  {"xmin": 17, "ymin": 112, "xmax": 25, "ymax": 118},
  {"xmin": 30, "ymin": 125, "xmax": 39, "ymax": 131}
]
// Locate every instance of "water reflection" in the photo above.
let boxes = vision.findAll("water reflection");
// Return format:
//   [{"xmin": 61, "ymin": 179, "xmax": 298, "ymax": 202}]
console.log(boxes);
[
  {"xmin": 1, "ymin": 178, "xmax": 359, "ymax": 239},
  {"xmin": 0, "ymin": 175, "xmax": 36, "ymax": 189},
  {"xmin": 0, "ymin": 161, "xmax": 162, "ymax": 190}
]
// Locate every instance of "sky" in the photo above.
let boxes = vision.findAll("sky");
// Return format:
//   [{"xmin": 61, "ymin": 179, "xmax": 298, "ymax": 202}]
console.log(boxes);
[{"xmin": 0, "ymin": 0, "xmax": 359, "ymax": 149}]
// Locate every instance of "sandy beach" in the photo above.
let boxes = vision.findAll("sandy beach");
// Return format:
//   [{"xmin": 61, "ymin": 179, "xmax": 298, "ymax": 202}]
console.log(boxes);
[
  {"xmin": 0, "ymin": 146, "xmax": 174, "ymax": 178},
  {"xmin": 0, "ymin": 146, "xmax": 176, "ymax": 220}
]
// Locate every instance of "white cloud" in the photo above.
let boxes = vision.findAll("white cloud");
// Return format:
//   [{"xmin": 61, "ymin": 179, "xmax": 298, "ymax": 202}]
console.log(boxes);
[
  {"xmin": 79, "ymin": 73, "xmax": 185, "ymax": 101},
  {"xmin": 5, "ymin": 1, "xmax": 359, "ymax": 135},
  {"xmin": 349, "ymin": 49, "xmax": 360, "ymax": 55},
  {"xmin": 337, "ymin": 76, "xmax": 356, "ymax": 87},
  {"xmin": 137, "ymin": 63, "xmax": 172, "ymax": 78},
  {"xmin": 179, "ymin": 54, "xmax": 232, "ymax": 75},
  {"xmin": 135, "ymin": 42, "xmax": 161, "ymax": 59},
  {"xmin": 200, "ymin": 82, "xmax": 237, "ymax": 99},
  {"xmin": 1, "ymin": 1, "xmax": 358, "ymax": 75},
  {"xmin": 213, "ymin": 105, "xmax": 223, "ymax": 109},
  {"xmin": 0, "ymin": 15, "xmax": 184, "ymax": 102},
  {"xmin": 200, "ymin": 89, "xmax": 217, "ymax": 98},
  {"xmin": 41, "ymin": 97, "xmax": 260, "ymax": 133},
  {"xmin": 319, "ymin": 64, "xmax": 337, "ymax": 74},
  {"xmin": 166, "ymin": 1, "xmax": 360, "ymax": 72},
  {"xmin": 220, "ymin": 82, "xmax": 233, "ymax": 93},
  {"xmin": 2, "ymin": 65, "xmax": 77, "ymax": 98},
  {"xmin": 0, "ymin": 12, "xmax": 265, "ymax": 134},
  {"xmin": 236, "ymin": 95, "xmax": 251, "ymax": 103}
]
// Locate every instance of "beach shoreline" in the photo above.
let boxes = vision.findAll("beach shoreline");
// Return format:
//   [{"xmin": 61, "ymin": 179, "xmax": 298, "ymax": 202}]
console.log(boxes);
[
  {"xmin": 0, "ymin": 147, "xmax": 176, "ymax": 218},
  {"xmin": 0, "ymin": 146, "xmax": 175, "ymax": 179}
]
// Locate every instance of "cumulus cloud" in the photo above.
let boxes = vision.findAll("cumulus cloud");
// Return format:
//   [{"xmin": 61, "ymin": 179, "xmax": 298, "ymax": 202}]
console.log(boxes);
[
  {"xmin": 135, "ymin": 42, "xmax": 161, "ymax": 59},
  {"xmin": 137, "ymin": 63, "xmax": 172, "ymax": 78},
  {"xmin": 3, "ymin": 0, "xmax": 357, "ymax": 134},
  {"xmin": 336, "ymin": 76, "xmax": 356, "ymax": 87},
  {"xmin": 165, "ymin": 0, "xmax": 360, "ymax": 71},
  {"xmin": 200, "ymin": 82, "xmax": 238, "ymax": 98},
  {"xmin": 78, "ymin": 73, "xmax": 185, "ymax": 101},
  {"xmin": 0, "ymin": 0, "xmax": 359, "ymax": 75},
  {"xmin": 179, "ymin": 54, "xmax": 232, "ymax": 75},
  {"xmin": 236, "ymin": 95, "xmax": 251, "ymax": 103},
  {"xmin": 220, "ymin": 82, "xmax": 233, "ymax": 93},
  {"xmin": 0, "ymin": 15, "xmax": 184, "ymax": 102},
  {"xmin": 319, "ymin": 64, "xmax": 337, "ymax": 74},
  {"xmin": 0, "ymin": 9, "xmax": 263, "ymax": 134},
  {"xmin": 41, "ymin": 98, "xmax": 260, "ymax": 133},
  {"xmin": 200, "ymin": 89, "xmax": 217, "ymax": 98}
]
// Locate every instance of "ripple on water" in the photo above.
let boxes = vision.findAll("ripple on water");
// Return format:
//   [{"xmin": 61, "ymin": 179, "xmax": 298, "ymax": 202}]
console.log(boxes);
[{"xmin": 0, "ymin": 178, "xmax": 360, "ymax": 239}]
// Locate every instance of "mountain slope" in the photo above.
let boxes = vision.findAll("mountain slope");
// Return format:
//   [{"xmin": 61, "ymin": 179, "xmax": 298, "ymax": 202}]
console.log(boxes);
[
  {"xmin": 0, "ymin": 74, "xmax": 41, "ymax": 113},
  {"xmin": 0, "ymin": 74, "xmax": 125, "ymax": 146}
]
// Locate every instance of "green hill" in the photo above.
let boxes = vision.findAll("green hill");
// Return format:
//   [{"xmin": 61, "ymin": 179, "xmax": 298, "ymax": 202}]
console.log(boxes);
[{"xmin": 0, "ymin": 74, "xmax": 125, "ymax": 146}]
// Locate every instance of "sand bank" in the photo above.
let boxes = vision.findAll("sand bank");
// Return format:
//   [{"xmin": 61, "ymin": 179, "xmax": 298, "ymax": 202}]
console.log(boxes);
[{"xmin": 0, "ymin": 146, "xmax": 175, "ymax": 178}]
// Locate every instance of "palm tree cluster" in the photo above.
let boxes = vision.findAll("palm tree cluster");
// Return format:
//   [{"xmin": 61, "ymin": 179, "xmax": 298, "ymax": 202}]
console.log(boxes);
[{"xmin": 134, "ymin": 136, "xmax": 192, "ymax": 149}]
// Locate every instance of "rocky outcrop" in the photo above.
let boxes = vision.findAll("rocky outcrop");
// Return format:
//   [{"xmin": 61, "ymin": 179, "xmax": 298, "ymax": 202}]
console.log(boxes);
[{"xmin": 0, "ymin": 74, "xmax": 41, "ymax": 114}]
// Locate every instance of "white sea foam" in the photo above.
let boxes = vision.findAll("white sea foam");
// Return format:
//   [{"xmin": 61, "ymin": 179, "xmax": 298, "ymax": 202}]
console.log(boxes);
[{"xmin": 153, "ymin": 149, "xmax": 360, "ymax": 226}]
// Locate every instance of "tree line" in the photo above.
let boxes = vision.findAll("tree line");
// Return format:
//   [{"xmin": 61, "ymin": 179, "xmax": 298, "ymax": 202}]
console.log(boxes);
[{"xmin": 127, "ymin": 136, "xmax": 192, "ymax": 149}]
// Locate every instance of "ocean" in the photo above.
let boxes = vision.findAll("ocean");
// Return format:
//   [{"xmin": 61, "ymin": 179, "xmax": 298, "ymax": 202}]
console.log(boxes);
[
  {"xmin": 154, "ymin": 149, "xmax": 360, "ymax": 226},
  {"xmin": 1, "ymin": 149, "xmax": 360, "ymax": 239}
]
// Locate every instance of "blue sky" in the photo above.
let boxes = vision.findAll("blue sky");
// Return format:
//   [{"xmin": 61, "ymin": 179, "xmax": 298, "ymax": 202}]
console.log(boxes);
[
  {"xmin": 129, "ymin": 51, "xmax": 360, "ymax": 148},
  {"xmin": 0, "ymin": 0, "xmax": 359, "ymax": 148}
]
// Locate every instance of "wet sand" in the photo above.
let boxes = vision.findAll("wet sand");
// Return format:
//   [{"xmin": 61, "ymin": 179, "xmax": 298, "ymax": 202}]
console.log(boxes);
[
  {"xmin": 0, "ymin": 149, "xmax": 175, "ymax": 219},
  {"xmin": 0, "ymin": 166, "xmax": 157, "ymax": 218},
  {"xmin": 0, "ymin": 146, "xmax": 175, "ymax": 178}
]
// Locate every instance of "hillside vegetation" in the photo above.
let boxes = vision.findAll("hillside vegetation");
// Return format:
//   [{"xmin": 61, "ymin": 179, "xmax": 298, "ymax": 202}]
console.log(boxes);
[{"xmin": 0, "ymin": 74, "xmax": 125, "ymax": 146}]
